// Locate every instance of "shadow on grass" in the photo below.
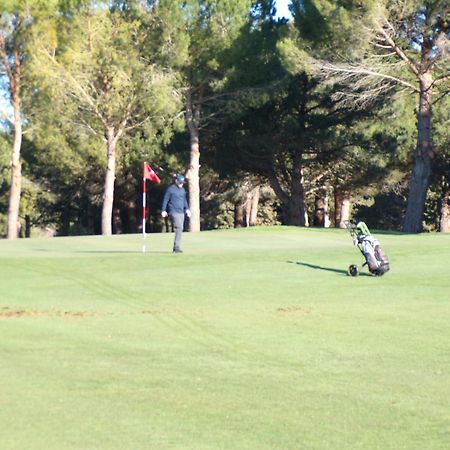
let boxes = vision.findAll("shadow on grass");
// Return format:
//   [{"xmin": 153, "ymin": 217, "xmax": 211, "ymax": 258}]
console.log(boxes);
[
  {"xmin": 288, "ymin": 261, "xmax": 372, "ymax": 277},
  {"xmin": 73, "ymin": 250, "xmax": 172, "ymax": 254},
  {"xmin": 34, "ymin": 249, "xmax": 171, "ymax": 254}
]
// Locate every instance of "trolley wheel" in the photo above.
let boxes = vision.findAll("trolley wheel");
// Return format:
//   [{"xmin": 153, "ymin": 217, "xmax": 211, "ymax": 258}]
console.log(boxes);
[{"xmin": 347, "ymin": 264, "xmax": 359, "ymax": 277}]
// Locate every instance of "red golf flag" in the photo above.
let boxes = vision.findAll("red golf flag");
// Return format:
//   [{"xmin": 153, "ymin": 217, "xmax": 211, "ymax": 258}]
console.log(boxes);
[
  {"xmin": 142, "ymin": 162, "xmax": 161, "ymax": 243},
  {"xmin": 143, "ymin": 162, "xmax": 161, "ymax": 184}
]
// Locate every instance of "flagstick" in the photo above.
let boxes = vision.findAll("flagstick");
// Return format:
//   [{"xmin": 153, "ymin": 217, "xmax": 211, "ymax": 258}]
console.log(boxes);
[
  {"xmin": 142, "ymin": 175, "xmax": 146, "ymax": 253},
  {"xmin": 142, "ymin": 162, "xmax": 161, "ymax": 254}
]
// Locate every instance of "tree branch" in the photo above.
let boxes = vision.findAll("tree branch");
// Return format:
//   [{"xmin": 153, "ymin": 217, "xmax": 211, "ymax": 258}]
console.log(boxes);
[
  {"xmin": 40, "ymin": 47, "xmax": 108, "ymax": 128},
  {"xmin": 320, "ymin": 62, "xmax": 418, "ymax": 92},
  {"xmin": 434, "ymin": 74, "xmax": 450, "ymax": 85},
  {"xmin": 0, "ymin": 34, "xmax": 15, "ymax": 91},
  {"xmin": 113, "ymin": 99, "xmax": 134, "ymax": 144},
  {"xmin": 0, "ymin": 110, "xmax": 14, "ymax": 126},
  {"xmin": 432, "ymin": 90, "xmax": 450, "ymax": 105},
  {"xmin": 377, "ymin": 24, "xmax": 420, "ymax": 77},
  {"xmin": 267, "ymin": 169, "xmax": 289, "ymax": 204}
]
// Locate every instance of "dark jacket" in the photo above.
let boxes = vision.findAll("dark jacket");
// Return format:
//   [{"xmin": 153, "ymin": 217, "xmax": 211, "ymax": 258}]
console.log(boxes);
[{"xmin": 162, "ymin": 184, "xmax": 189, "ymax": 214}]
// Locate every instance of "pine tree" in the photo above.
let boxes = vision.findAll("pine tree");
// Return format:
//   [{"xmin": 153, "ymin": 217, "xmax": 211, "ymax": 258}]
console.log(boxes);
[
  {"xmin": 293, "ymin": 0, "xmax": 450, "ymax": 232},
  {"xmin": 30, "ymin": 5, "xmax": 180, "ymax": 235},
  {"xmin": 152, "ymin": 0, "xmax": 253, "ymax": 232}
]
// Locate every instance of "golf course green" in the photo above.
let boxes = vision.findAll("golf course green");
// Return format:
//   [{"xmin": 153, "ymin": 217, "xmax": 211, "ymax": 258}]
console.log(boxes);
[{"xmin": 1, "ymin": 227, "xmax": 449, "ymax": 449}]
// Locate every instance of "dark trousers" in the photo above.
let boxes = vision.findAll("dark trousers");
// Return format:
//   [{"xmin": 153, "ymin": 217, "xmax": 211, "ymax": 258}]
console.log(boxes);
[{"xmin": 170, "ymin": 213, "xmax": 185, "ymax": 250}]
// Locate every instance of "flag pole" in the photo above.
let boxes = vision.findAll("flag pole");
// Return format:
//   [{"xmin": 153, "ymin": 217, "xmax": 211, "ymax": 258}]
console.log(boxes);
[
  {"xmin": 141, "ymin": 162, "xmax": 161, "ymax": 254},
  {"xmin": 142, "ymin": 167, "xmax": 147, "ymax": 253}
]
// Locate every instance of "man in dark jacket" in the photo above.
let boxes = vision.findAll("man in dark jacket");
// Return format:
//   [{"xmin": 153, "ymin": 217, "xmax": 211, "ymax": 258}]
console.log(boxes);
[{"xmin": 161, "ymin": 174, "xmax": 191, "ymax": 253}]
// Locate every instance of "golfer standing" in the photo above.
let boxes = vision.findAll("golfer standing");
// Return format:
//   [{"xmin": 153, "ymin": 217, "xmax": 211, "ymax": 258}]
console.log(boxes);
[{"xmin": 161, "ymin": 175, "xmax": 191, "ymax": 253}]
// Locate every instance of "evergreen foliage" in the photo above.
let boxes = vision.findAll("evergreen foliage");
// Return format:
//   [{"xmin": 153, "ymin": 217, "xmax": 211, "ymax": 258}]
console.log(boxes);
[{"xmin": 0, "ymin": 0, "xmax": 448, "ymax": 236}]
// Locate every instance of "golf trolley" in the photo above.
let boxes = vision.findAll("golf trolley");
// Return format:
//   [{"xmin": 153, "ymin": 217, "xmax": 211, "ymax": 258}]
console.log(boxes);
[{"xmin": 344, "ymin": 221, "xmax": 390, "ymax": 277}]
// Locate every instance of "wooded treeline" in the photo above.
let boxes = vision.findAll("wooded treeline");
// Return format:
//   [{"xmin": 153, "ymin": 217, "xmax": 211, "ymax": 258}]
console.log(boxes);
[{"xmin": 0, "ymin": 0, "xmax": 449, "ymax": 238}]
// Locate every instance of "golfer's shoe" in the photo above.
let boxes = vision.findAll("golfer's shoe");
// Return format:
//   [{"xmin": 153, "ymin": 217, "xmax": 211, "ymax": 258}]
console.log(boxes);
[{"xmin": 173, "ymin": 248, "xmax": 183, "ymax": 253}]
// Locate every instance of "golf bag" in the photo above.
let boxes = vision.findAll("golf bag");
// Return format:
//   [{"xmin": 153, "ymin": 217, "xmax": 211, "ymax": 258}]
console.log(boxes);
[{"xmin": 345, "ymin": 221, "xmax": 390, "ymax": 276}]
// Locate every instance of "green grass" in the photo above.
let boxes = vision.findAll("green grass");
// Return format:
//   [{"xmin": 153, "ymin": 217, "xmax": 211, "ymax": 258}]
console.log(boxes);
[{"xmin": 1, "ymin": 226, "xmax": 449, "ymax": 449}]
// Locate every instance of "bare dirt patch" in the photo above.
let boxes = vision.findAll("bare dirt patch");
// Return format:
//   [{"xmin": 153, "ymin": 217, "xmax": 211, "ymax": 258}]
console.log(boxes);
[
  {"xmin": 0, "ymin": 306, "xmax": 170, "ymax": 320},
  {"xmin": 0, "ymin": 306, "xmax": 96, "ymax": 319},
  {"xmin": 275, "ymin": 306, "xmax": 312, "ymax": 316}
]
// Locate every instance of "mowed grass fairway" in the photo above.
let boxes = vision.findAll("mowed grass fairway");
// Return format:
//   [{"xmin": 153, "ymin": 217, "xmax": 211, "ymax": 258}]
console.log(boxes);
[{"xmin": 1, "ymin": 227, "xmax": 449, "ymax": 450}]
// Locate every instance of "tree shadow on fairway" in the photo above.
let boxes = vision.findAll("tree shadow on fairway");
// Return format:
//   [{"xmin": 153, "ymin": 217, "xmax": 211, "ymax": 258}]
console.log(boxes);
[
  {"xmin": 73, "ymin": 250, "xmax": 171, "ymax": 255},
  {"xmin": 288, "ymin": 261, "xmax": 372, "ymax": 277},
  {"xmin": 34, "ymin": 249, "xmax": 160, "ymax": 254}
]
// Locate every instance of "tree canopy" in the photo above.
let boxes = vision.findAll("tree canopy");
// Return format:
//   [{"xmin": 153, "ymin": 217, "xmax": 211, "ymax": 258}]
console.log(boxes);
[{"xmin": 0, "ymin": 0, "xmax": 448, "ymax": 237}]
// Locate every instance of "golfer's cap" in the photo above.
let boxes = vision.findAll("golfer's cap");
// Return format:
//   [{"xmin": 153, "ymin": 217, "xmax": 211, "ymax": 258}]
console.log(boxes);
[{"xmin": 176, "ymin": 174, "xmax": 185, "ymax": 183}]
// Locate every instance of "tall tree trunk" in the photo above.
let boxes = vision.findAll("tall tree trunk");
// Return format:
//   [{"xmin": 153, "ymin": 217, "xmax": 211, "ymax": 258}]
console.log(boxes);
[
  {"xmin": 234, "ymin": 202, "xmax": 245, "ymax": 228},
  {"xmin": 268, "ymin": 155, "xmax": 308, "ymax": 226},
  {"xmin": 334, "ymin": 189, "xmax": 351, "ymax": 228},
  {"xmin": 247, "ymin": 185, "xmax": 260, "ymax": 226},
  {"xmin": 403, "ymin": 71, "xmax": 434, "ymax": 233},
  {"xmin": 234, "ymin": 183, "xmax": 260, "ymax": 228},
  {"xmin": 25, "ymin": 215, "xmax": 31, "ymax": 238},
  {"xmin": 440, "ymin": 186, "xmax": 450, "ymax": 233},
  {"xmin": 4, "ymin": 41, "xmax": 23, "ymax": 240},
  {"xmin": 285, "ymin": 196, "xmax": 308, "ymax": 226},
  {"xmin": 186, "ymin": 86, "xmax": 201, "ymax": 232},
  {"xmin": 314, "ymin": 189, "xmax": 330, "ymax": 227},
  {"xmin": 288, "ymin": 153, "xmax": 307, "ymax": 226},
  {"xmin": 101, "ymin": 126, "xmax": 117, "ymax": 236},
  {"xmin": 7, "ymin": 102, "xmax": 22, "ymax": 239}
]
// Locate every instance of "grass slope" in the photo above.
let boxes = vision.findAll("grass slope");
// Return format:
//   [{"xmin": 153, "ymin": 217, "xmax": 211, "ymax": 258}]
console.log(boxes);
[{"xmin": 1, "ymin": 227, "xmax": 449, "ymax": 450}]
